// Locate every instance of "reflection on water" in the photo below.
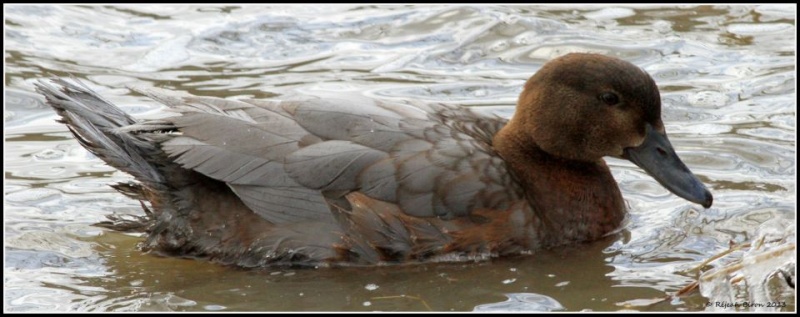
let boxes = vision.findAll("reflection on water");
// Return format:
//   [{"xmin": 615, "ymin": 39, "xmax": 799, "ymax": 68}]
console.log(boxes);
[{"xmin": 4, "ymin": 4, "xmax": 796, "ymax": 312}]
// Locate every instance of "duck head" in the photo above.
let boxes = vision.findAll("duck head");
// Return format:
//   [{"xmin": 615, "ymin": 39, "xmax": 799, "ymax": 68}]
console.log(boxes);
[{"xmin": 515, "ymin": 53, "xmax": 712, "ymax": 208}]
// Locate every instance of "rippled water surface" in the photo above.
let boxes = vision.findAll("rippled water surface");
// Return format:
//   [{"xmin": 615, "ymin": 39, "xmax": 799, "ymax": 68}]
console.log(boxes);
[{"xmin": 4, "ymin": 4, "xmax": 796, "ymax": 312}]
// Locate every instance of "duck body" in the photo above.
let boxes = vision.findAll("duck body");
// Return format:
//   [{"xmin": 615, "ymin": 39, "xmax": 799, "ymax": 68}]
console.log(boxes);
[{"xmin": 37, "ymin": 53, "xmax": 712, "ymax": 267}]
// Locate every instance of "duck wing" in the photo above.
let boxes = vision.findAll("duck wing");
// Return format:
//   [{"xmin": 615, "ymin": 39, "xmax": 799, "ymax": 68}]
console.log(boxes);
[{"xmin": 145, "ymin": 92, "xmax": 523, "ymax": 223}]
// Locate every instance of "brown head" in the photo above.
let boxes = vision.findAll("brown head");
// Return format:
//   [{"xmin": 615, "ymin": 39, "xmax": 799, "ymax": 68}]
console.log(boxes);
[{"xmin": 506, "ymin": 53, "xmax": 712, "ymax": 208}]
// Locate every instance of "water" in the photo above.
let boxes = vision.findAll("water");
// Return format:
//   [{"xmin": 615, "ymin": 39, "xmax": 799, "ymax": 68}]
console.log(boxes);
[{"xmin": 4, "ymin": 4, "xmax": 796, "ymax": 312}]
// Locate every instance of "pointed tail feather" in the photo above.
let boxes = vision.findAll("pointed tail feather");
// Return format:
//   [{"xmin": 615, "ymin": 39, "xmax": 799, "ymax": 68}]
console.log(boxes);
[
  {"xmin": 35, "ymin": 78, "xmax": 174, "ymax": 232},
  {"xmin": 35, "ymin": 78, "xmax": 166, "ymax": 186}
]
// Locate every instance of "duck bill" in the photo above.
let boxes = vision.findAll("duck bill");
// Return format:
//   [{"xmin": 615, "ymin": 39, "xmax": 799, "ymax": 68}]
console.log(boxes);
[{"xmin": 622, "ymin": 123, "xmax": 713, "ymax": 208}]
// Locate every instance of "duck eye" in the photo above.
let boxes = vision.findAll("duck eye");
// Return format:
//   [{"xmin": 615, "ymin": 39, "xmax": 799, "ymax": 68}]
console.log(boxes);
[{"xmin": 599, "ymin": 92, "xmax": 620, "ymax": 105}]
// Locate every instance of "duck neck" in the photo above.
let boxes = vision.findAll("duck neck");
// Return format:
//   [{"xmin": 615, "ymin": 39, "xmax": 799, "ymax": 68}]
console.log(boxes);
[{"xmin": 493, "ymin": 123, "xmax": 626, "ymax": 247}]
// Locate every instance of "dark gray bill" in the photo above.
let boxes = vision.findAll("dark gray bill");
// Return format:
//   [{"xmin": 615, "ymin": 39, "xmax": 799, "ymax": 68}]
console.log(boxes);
[{"xmin": 623, "ymin": 123, "xmax": 713, "ymax": 208}]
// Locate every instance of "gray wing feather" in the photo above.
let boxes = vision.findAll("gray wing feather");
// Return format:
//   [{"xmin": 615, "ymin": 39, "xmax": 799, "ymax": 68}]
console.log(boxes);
[
  {"xmin": 151, "ymin": 95, "xmax": 332, "ymax": 223},
  {"xmin": 230, "ymin": 185, "xmax": 334, "ymax": 224},
  {"xmin": 357, "ymin": 158, "xmax": 398, "ymax": 201},
  {"xmin": 285, "ymin": 141, "xmax": 388, "ymax": 191},
  {"xmin": 145, "ymin": 90, "xmax": 521, "ymax": 223}
]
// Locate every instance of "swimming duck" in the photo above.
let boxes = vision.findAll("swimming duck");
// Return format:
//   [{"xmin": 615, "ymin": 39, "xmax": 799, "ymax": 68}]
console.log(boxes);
[{"xmin": 36, "ymin": 53, "xmax": 712, "ymax": 267}]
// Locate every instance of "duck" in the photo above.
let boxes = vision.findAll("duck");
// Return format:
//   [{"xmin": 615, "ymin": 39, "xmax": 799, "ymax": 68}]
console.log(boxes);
[{"xmin": 36, "ymin": 53, "xmax": 713, "ymax": 268}]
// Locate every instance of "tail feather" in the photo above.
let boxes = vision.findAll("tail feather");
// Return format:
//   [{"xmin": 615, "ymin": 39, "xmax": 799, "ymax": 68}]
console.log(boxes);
[
  {"xmin": 35, "ymin": 78, "xmax": 165, "ymax": 186},
  {"xmin": 36, "ymin": 78, "xmax": 175, "ymax": 233}
]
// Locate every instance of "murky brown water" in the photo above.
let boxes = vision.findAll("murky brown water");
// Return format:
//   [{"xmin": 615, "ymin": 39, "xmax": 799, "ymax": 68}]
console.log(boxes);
[{"xmin": 4, "ymin": 4, "xmax": 796, "ymax": 312}]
